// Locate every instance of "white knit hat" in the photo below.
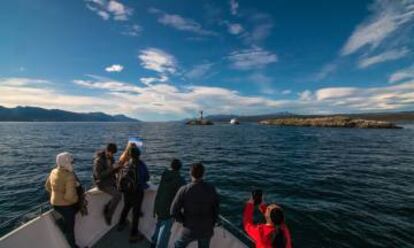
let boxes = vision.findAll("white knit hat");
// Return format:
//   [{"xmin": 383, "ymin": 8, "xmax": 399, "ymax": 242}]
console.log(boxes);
[{"xmin": 56, "ymin": 152, "xmax": 74, "ymax": 172}]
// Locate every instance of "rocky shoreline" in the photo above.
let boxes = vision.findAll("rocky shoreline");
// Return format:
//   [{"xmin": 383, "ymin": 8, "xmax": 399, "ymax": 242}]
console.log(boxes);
[{"xmin": 259, "ymin": 116, "xmax": 402, "ymax": 129}]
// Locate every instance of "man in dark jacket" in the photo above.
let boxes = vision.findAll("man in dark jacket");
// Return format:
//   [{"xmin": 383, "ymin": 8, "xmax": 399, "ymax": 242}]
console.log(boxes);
[
  {"xmin": 117, "ymin": 146, "xmax": 150, "ymax": 243},
  {"xmin": 151, "ymin": 159, "xmax": 186, "ymax": 248},
  {"xmin": 171, "ymin": 163, "xmax": 219, "ymax": 248},
  {"xmin": 93, "ymin": 143, "xmax": 122, "ymax": 225}
]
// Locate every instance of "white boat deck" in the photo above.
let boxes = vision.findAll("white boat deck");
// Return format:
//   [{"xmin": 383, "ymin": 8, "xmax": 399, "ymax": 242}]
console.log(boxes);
[
  {"xmin": 92, "ymin": 226, "xmax": 151, "ymax": 248},
  {"xmin": 0, "ymin": 185, "xmax": 250, "ymax": 248}
]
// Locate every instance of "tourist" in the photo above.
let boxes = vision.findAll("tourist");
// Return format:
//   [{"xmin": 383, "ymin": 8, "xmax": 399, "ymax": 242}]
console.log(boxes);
[
  {"xmin": 45, "ymin": 152, "xmax": 80, "ymax": 248},
  {"xmin": 119, "ymin": 142, "xmax": 135, "ymax": 166},
  {"xmin": 151, "ymin": 159, "xmax": 186, "ymax": 248},
  {"xmin": 117, "ymin": 146, "xmax": 150, "ymax": 243},
  {"xmin": 93, "ymin": 143, "xmax": 123, "ymax": 225},
  {"xmin": 171, "ymin": 163, "xmax": 219, "ymax": 248},
  {"xmin": 243, "ymin": 196, "xmax": 292, "ymax": 248}
]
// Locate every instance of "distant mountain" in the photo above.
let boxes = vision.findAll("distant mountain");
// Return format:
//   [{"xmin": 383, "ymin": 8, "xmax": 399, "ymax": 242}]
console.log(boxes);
[
  {"xmin": 206, "ymin": 112, "xmax": 293, "ymax": 122},
  {"xmin": 0, "ymin": 106, "xmax": 140, "ymax": 122}
]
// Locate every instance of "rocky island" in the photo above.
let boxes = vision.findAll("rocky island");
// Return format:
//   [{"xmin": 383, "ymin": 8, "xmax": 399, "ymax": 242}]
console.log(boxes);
[
  {"xmin": 259, "ymin": 116, "xmax": 402, "ymax": 129},
  {"xmin": 186, "ymin": 110, "xmax": 214, "ymax": 125}
]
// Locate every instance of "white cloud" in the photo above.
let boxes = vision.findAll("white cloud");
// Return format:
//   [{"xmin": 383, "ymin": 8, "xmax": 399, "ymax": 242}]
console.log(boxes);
[
  {"xmin": 185, "ymin": 63, "xmax": 213, "ymax": 79},
  {"xmin": 299, "ymin": 90, "xmax": 313, "ymax": 101},
  {"xmin": 389, "ymin": 64, "xmax": 414, "ymax": 83},
  {"xmin": 140, "ymin": 76, "xmax": 169, "ymax": 86},
  {"xmin": 358, "ymin": 48, "xmax": 410, "ymax": 68},
  {"xmin": 315, "ymin": 87, "xmax": 358, "ymax": 101},
  {"xmin": 314, "ymin": 63, "xmax": 337, "ymax": 81},
  {"xmin": 138, "ymin": 48, "xmax": 177, "ymax": 74},
  {"xmin": 341, "ymin": 0, "xmax": 414, "ymax": 56},
  {"xmin": 227, "ymin": 23, "xmax": 244, "ymax": 35},
  {"xmin": 122, "ymin": 24, "xmax": 142, "ymax": 37},
  {"xmin": 281, "ymin": 90, "xmax": 292, "ymax": 95},
  {"xmin": 230, "ymin": 0, "xmax": 239, "ymax": 15},
  {"xmin": 3, "ymin": 76, "xmax": 414, "ymax": 120},
  {"xmin": 228, "ymin": 47, "xmax": 278, "ymax": 70},
  {"xmin": 72, "ymin": 76, "xmax": 285, "ymax": 118},
  {"xmin": 297, "ymin": 81, "xmax": 414, "ymax": 112},
  {"xmin": 0, "ymin": 77, "xmax": 115, "ymax": 113},
  {"xmin": 149, "ymin": 8, "xmax": 217, "ymax": 36},
  {"xmin": 85, "ymin": 0, "xmax": 132, "ymax": 21},
  {"xmin": 242, "ymin": 13, "xmax": 273, "ymax": 45},
  {"xmin": 105, "ymin": 64, "xmax": 124, "ymax": 72}
]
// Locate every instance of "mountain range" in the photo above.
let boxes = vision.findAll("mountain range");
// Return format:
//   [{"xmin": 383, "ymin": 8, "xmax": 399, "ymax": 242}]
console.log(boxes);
[{"xmin": 0, "ymin": 106, "xmax": 139, "ymax": 122}]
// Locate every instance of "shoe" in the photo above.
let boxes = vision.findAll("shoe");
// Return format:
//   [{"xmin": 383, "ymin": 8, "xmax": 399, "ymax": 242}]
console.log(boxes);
[
  {"xmin": 103, "ymin": 204, "xmax": 112, "ymax": 225},
  {"xmin": 104, "ymin": 213, "xmax": 112, "ymax": 225}
]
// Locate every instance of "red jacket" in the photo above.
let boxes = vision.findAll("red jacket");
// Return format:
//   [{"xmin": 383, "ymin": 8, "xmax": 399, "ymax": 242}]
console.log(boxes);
[{"xmin": 243, "ymin": 202, "xmax": 292, "ymax": 248}]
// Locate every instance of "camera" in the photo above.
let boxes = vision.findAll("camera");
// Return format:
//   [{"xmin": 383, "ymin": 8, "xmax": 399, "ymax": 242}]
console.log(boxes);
[{"xmin": 252, "ymin": 189, "xmax": 263, "ymax": 205}]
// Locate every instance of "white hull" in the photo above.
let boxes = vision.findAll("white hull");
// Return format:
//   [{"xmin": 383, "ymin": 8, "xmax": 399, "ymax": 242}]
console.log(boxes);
[{"xmin": 0, "ymin": 185, "xmax": 249, "ymax": 248}]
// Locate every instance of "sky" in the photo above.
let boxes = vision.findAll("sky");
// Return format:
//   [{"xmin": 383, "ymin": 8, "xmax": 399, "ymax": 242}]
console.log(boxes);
[{"xmin": 1, "ymin": 0, "xmax": 414, "ymax": 121}]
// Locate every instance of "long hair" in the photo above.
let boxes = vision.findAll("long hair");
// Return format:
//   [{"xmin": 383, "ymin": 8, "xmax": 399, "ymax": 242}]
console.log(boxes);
[
  {"xmin": 270, "ymin": 207, "xmax": 286, "ymax": 248},
  {"xmin": 128, "ymin": 146, "xmax": 141, "ymax": 164},
  {"xmin": 119, "ymin": 142, "xmax": 137, "ymax": 165}
]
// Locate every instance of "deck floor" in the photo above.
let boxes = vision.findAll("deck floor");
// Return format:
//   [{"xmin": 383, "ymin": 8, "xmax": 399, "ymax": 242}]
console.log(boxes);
[{"xmin": 92, "ymin": 225, "xmax": 151, "ymax": 248}]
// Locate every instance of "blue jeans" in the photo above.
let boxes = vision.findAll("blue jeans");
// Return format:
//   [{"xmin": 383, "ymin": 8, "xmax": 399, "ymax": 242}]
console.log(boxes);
[
  {"xmin": 151, "ymin": 218, "xmax": 173, "ymax": 248},
  {"xmin": 174, "ymin": 232, "xmax": 211, "ymax": 248}
]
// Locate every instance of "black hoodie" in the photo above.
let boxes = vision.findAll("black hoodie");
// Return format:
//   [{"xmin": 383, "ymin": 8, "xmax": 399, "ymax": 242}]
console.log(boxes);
[{"xmin": 153, "ymin": 169, "xmax": 185, "ymax": 219}]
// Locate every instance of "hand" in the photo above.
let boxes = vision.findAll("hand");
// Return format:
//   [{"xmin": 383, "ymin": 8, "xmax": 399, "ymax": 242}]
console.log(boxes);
[{"xmin": 247, "ymin": 197, "xmax": 254, "ymax": 204}]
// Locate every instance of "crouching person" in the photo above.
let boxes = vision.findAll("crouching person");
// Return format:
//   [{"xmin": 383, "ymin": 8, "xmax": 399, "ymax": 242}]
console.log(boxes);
[
  {"xmin": 45, "ymin": 152, "xmax": 80, "ymax": 248},
  {"xmin": 243, "ymin": 197, "xmax": 292, "ymax": 248},
  {"xmin": 117, "ymin": 146, "xmax": 150, "ymax": 243},
  {"xmin": 151, "ymin": 159, "xmax": 186, "ymax": 248},
  {"xmin": 171, "ymin": 163, "xmax": 219, "ymax": 248}
]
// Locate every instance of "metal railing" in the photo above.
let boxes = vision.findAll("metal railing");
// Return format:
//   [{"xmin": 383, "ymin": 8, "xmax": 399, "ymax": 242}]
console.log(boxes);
[
  {"xmin": 0, "ymin": 201, "xmax": 51, "ymax": 237},
  {"xmin": 218, "ymin": 215, "xmax": 254, "ymax": 247}
]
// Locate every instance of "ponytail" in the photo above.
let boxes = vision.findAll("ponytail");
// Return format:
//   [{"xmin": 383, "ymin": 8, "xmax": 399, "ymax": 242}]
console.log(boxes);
[
  {"xmin": 270, "ymin": 207, "xmax": 286, "ymax": 248},
  {"xmin": 271, "ymin": 227, "xmax": 285, "ymax": 248}
]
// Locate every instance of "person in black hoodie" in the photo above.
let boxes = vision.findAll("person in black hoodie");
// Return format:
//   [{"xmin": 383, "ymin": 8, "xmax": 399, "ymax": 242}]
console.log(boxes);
[
  {"xmin": 171, "ymin": 162, "xmax": 219, "ymax": 248},
  {"xmin": 117, "ymin": 146, "xmax": 150, "ymax": 243},
  {"xmin": 151, "ymin": 159, "xmax": 186, "ymax": 248}
]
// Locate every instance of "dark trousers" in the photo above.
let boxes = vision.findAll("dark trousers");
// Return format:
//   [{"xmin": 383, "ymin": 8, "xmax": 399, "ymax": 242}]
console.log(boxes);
[
  {"xmin": 54, "ymin": 205, "xmax": 77, "ymax": 248},
  {"xmin": 174, "ymin": 232, "xmax": 211, "ymax": 248},
  {"xmin": 118, "ymin": 189, "xmax": 144, "ymax": 236},
  {"xmin": 100, "ymin": 185, "xmax": 122, "ymax": 218}
]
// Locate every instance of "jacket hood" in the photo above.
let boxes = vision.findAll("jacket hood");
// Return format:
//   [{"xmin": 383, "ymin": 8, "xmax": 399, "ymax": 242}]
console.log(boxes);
[{"xmin": 56, "ymin": 152, "xmax": 74, "ymax": 172}]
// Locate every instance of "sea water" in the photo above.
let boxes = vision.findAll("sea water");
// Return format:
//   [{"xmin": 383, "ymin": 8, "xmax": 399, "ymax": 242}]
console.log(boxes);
[{"xmin": 0, "ymin": 122, "xmax": 413, "ymax": 247}]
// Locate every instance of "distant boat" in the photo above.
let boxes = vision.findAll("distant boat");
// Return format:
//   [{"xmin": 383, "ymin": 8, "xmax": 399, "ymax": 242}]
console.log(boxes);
[{"xmin": 230, "ymin": 118, "xmax": 240, "ymax": 125}]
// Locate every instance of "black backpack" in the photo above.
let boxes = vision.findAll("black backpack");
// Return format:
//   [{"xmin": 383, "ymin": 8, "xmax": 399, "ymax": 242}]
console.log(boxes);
[{"xmin": 118, "ymin": 162, "xmax": 138, "ymax": 193}]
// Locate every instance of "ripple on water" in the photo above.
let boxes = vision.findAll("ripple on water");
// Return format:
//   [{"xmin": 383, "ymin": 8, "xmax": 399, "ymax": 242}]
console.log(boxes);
[{"xmin": 0, "ymin": 122, "xmax": 413, "ymax": 247}]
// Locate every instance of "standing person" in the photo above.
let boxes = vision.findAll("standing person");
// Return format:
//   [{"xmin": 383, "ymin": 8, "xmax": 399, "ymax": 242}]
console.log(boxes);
[
  {"xmin": 117, "ymin": 146, "xmax": 150, "ymax": 243},
  {"xmin": 93, "ymin": 143, "xmax": 123, "ymax": 225},
  {"xmin": 243, "ymin": 197, "xmax": 292, "ymax": 248},
  {"xmin": 170, "ymin": 163, "xmax": 219, "ymax": 248},
  {"xmin": 119, "ymin": 142, "xmax": 135, "ymax": 166},
  {"xmin": 151, "ymin": 159, "xmax": 186, "ymax": 248},
  {"xmin": 45, "ymin": 152, "xmax": 79, "ymax": 248}
]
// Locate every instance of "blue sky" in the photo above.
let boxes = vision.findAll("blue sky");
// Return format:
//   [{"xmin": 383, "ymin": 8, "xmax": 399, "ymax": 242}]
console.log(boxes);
[{"xmin": 1, "ymin": 0, "xmax": 414, "ymax": 121}]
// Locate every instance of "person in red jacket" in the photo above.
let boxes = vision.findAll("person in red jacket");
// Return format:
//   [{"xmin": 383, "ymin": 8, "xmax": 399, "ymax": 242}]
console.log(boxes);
[{"xmin": 243, "ymin": 197, "xmax": 292, "ymax": 248}]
